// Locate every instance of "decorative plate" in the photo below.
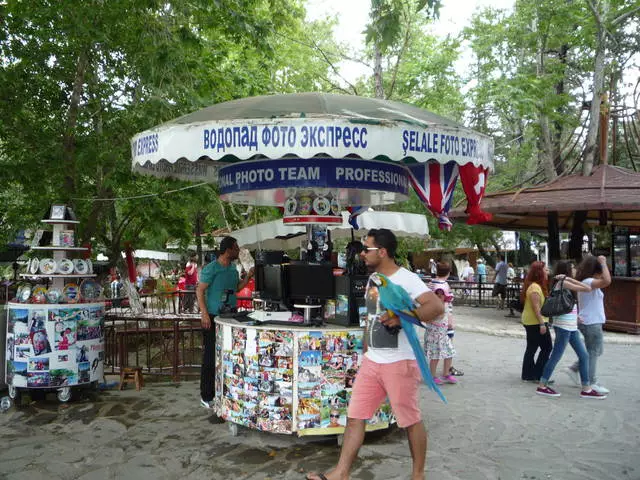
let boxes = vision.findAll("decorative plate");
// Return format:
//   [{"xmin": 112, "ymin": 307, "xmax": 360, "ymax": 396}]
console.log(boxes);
[
  {"xmin": 29, "ymin": 257, "xmax": 40, "ymax": 275},
  {"xmin": 86, "ymin": 259, "xmax": 93, "ymax": 274},
  {"xmin": 32, "ymin": 291, "xmax": 47, "ymax": 304},
  {"xmin": 32, "ymin": 285, "xmax": 47, "ymax": 297},
  {"xmin": 284, "ymin": 197, "xmax": 297, "ymax": 216},
  {"xmin": 330, "ymin": 197, "xmax": 341, "ymax": 216},
  {"xmin": 80, "ymin": 279, "xmax": 103, "ymax": 300},
  {"xmin": 62, "ymin": 283, "xmax": 80, "ymax": 303},
  {"xmin": 39, "ymin": 258, "xmax": 57, "ymax": 275},
  {"xmin": 46, "ymin": 288, "xmax": 62, "ymax": 304},
  {"xmin": 298, "ymin": 196, "xmax": 312, "ymax": 215},
  {"xmin": 73, "ymin": 259, "xmax": 88, "ymax": 275},
  {"xmin": 15, "ymin": 285, "xmax": 24, "ymax": 302},
  {"xmin": 57, "ymin": 258, "xmax": 74, "ymax": 275},
  {"xmin": 19, "ymin": 284, "xmax": 32, "ymax": 303},
  {"xmin": 313, "ymin": 196, "xmax": 330, "ymax": 215}
]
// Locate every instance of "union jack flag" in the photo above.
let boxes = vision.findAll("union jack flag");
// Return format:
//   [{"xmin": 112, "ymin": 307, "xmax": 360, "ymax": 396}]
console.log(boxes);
[
  {"xmin": 346, "ymin": 205, "xmax": 369, "ymax": 229},
  {"xmin": 407, "ymin": 161, "xmax": 460, "ymax": 231}
]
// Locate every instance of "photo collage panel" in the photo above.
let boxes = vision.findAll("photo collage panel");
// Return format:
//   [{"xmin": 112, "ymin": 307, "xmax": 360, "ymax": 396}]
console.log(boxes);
[
  {"xmin": 5, "ymin": 304, "xmax": 104, "ymax": 389},
  {"xmin": 297, "ymin": 330, "xmax": 374, "ymax": 433},
  {"xmin": 220, "ymin": 326, "xmax": 294, "ymax": 434}
]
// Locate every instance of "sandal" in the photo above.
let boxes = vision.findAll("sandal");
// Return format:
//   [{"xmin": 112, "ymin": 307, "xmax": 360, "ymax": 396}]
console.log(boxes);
[{"xmin": 449, "ymin": 366, "xmax": 464, "ymax": 376}]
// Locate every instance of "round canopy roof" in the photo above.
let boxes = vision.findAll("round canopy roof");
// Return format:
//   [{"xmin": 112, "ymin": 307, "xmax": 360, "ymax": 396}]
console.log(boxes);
[{"xmin": 131, "ymin": 93, "xmax": 493, "ymax": 208}]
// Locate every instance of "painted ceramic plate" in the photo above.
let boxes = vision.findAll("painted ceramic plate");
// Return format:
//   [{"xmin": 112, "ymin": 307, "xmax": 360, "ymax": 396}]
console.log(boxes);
[
  {"xmin": 284, "ymin": 197, "xmax": 297, "ymax": 216},
  {"xmin": 15, "ymin": 285, "xmax": 24, "ymax": 302},
  {"xmin": 73, "ymin": 259, "xmax": 88, "ymax": 275},
  {"xmin": 86, "ymin": 259, "xmax": 93, "ymax": 274},
  {"xmin": 46, "ymin": 288, "xmax": 62, "ymax": 304},
  {"xmin": 80, "ymin": 279, "xmax": 103, "ymax": 300},
  {"xmin": 39, "ymin": 258, "xmax": 57, "ymax": 275},
  {"xmin": 32, "ymin": 285, "xmax": 47, "ymax": 297},
  {"xmin": 57, "ymin": 258, "xmax": 74, "ymax": 275},
  {"xmin": 29, "ymin": 257, "xmax": 40, "ymax": 275},
  {"xmin": 298, "ymin": 196, "xmax": 312, "ymax": 215},
  {"xmin": 19, "ymin": 284, "xmax": 32, "ymax": 303},
  {"xmin": 62, "ymin": 283, "xmax": 80, "ymax": 303},
  {"xmin": 330, "ymin": 197, "xmax": 341, "ymax": 216},
  {"xmin": 313, "ymin": 196, "xmax": 330, "ymax": 215}
]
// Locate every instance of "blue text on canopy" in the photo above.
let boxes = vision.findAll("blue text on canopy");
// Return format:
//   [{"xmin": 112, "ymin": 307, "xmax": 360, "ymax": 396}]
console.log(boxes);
[{"xmin": 218, "ymin": 158, "xmax": 409, "ymax": 195}]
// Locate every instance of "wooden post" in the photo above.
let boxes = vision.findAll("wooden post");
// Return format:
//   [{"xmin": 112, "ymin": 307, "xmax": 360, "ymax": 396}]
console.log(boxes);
[{"xmin": 547, "ymin": 212, "xmax": 561, "ymax": 264}]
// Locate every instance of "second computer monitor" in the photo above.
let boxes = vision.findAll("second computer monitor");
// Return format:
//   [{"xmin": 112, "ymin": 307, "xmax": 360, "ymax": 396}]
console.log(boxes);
[{"xmin": 286, "ymin": 263, "xmax": 334, "ymax": 302}]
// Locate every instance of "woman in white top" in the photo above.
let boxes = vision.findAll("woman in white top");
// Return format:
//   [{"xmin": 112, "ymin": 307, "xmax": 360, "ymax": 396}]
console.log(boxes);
[
  {"xmin": 535, "ymin": 261, "xmax": 606, "ymax": 399},
  {"xmin": 566, "ymin": 255, "xmax": 611, "ymax": 394}
]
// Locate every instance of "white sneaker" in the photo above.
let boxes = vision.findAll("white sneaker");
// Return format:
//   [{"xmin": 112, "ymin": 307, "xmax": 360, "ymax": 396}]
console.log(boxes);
[
  {"xmin": 592, "ymin": 384, "xmax": 610, "ymax": 394},
  {"xmin": 200, "ymin": 398, "xmax": 213, "ymax": 409},
  {"xmin": 565, "ymin": 368, "xmax": 580, "ymax": 387}
]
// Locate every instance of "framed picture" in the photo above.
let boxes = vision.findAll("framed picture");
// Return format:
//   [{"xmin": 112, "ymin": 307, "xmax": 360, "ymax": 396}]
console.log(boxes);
[
  {"xmin": 50, "ymin": 205, "xmax": 66, "ymax": 220},
  {"xmin": 60, "ymin": 230, "xmax": 75, "ymax": 247},
  {"xmin": 31, "ymin": 229, "xmax": 44, "ymax": 247}
]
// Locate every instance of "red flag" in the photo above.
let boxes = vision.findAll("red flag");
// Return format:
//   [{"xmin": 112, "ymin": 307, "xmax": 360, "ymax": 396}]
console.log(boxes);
[{"xmin": 458, "ymin": 163, "xmax": 492, "ymax": 225}]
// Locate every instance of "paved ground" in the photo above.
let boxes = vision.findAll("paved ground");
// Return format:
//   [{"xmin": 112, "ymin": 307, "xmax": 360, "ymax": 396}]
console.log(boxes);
[{"xmin": 1, "ymin": 307, "xmax": 639, "ymax": 480}]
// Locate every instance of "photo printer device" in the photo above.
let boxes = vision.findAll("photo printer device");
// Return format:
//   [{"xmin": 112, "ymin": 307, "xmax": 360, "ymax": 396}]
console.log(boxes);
[{"xmin": 248, "ymin": 311, "xmax": 294, "ymax": 323}]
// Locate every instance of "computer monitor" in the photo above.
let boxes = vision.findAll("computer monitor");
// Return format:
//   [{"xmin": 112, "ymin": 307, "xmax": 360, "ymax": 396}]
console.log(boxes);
[
  {"xmin": 286, "ymin": 263, "xmax": 335, "ymax": 302},
  {"xmin": 255, "ymin": 264, "xmax": 285, "ymax": 301}
]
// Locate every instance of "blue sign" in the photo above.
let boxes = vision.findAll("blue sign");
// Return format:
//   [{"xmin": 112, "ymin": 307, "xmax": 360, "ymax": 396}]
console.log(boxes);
[{"xmin": 218, "ymin": 158, "xmax": 410, "ymax": 196}]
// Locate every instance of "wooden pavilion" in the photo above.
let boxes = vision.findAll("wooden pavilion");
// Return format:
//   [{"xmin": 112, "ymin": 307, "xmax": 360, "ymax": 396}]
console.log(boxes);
[{"xmin": 450, "ymin": 164, "xmax": 640, "ymax": 333}]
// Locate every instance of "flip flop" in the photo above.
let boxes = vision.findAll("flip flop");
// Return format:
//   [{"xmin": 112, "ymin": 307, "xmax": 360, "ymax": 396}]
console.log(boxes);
[
  {"xmin": 305, "ymin": 473, "xmax": 328, "ymax": 480},
  {"xmin": 449, "ymin": 366, "xmax": 464, "ymax": 376}
]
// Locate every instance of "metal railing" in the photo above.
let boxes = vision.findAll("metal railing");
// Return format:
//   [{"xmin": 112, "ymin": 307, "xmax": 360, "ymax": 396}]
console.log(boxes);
[
  {"xmin": 104, "ymin": 290, "xmax": 203, "ymax": 380},
  {"xmin": 423, "ymin": 277, "xmax": 522, "ymax": 311}
]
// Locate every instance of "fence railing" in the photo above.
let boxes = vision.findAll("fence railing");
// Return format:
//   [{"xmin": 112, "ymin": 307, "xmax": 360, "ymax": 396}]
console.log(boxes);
[
  {"xmin": 103, "ymin": 282, "xmax": 523, "ymax": 381},
  {"xmin": 426, "ymin": 278, "xmax": 522, "ymax": 312},
  {"xmin": 104, "ymin": 290, "xmax": 203, "ymax": 380}
]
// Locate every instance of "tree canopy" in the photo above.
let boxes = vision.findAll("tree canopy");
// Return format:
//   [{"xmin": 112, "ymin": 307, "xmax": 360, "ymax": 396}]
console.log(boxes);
[{"xmin": 0, "ymin": 0, "xmax": 638, "ymax": 267}]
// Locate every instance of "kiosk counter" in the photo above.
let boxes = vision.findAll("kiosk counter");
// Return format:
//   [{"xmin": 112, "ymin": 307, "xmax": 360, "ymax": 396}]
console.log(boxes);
[{"xmin": 213, "ymin": 316, "xmax": 394, "ymax": 436}]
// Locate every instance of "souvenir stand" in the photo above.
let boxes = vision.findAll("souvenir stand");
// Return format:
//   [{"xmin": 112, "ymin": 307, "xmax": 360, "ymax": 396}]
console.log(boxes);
[
  {"xmin": 131, "ymin": 93, "xmax": 494, "ymax": 435},
  {"xmin": 5, "ymin": 205, "xmax": 105, "ymax": 403}
]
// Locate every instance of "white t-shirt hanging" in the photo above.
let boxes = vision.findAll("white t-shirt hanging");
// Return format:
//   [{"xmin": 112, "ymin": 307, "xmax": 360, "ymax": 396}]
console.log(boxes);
[{"xmin": 364, "ymin": 267, "xmax": 430, "ymax": 364}]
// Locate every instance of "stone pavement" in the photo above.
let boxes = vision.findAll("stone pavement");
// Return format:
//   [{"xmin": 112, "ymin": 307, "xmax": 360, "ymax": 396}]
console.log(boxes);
[
  {"xmin": 1, "ymin": 312, "xmax": 639, "ymax": 480},
  {"xmin": 453, "ymin": 306, "xmax": 640, "ymax": 345}
]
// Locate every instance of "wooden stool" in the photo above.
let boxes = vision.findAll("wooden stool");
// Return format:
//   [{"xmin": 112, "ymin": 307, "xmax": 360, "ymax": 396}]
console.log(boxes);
[{"xmin": 119, "ymin": 367, "xmax": 144, "ymax": 391}]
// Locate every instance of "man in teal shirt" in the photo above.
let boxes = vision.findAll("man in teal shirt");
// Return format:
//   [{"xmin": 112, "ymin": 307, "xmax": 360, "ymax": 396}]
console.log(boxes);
[{"xmin": 197, "ymin": 236, "xmax": 254, "ymax": 409}]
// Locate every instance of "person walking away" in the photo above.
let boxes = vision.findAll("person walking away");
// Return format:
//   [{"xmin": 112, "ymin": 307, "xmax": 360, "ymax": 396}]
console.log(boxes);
[
  {"xmin": 476, "ymin": 258, "xmax": 486, "ymax": 283},
  {"xmin": 507, "ymin": 263, "xmax": 516, "ymax": 282},
  {"xmin": 493, "ymin": 254, "xmax": 509, "ymax": 309},
  {"xmin": 566, "ymin": 255, "xmax": 612, "ymax": 394},
  {"xmin": 424, "ymin": 262, "xmax": 458, "ymax": 385},
  {"xmin": 196, "ymin": 237, "xmax": 254, "ymax": 411},
  {"xmin": 461, "ymin": 261, "xmax": 474, "ymax": 298},
  {"xmin": 535, "ymin": 261, "xmax": 606, "ymax": 399},
  {"xmin": 306, "ymin": 228, "xmax": 444, "ymax": 480},
  {"xmin": 429, "ymin": 258, "xmax": 437, "ymax": 278},
  {"xmin": 184, "ymin": 253, "xmax": 199, "ymax": 313},
  {"xmin": 521, "ymin": 261, "xmax": 552, "ymax": 382}
]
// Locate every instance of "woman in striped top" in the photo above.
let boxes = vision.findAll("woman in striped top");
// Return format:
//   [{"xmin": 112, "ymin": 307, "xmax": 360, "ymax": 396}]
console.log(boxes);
[{"xmin": 535, "ymin": 261, "xmax": 607, "ymax": 399}]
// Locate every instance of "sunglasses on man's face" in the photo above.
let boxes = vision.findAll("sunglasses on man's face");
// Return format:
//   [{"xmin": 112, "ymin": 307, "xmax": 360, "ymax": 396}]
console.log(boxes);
[{"xmin": 330, "ymin": 414, "xmax": 340, "ymax": 418}]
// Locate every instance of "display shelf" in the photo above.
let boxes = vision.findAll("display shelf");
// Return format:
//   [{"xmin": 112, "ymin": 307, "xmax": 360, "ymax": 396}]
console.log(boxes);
[
  {"xmin": 40, "ymin": 219, "xmax": 80, "ymax": 225},
  {"xmin": 20, "ymin": 274, "xmax": 97, "ymax": 279},
  {"xmin": 30, "ymin": 246, "xmax": 89, "ymax": 252}
]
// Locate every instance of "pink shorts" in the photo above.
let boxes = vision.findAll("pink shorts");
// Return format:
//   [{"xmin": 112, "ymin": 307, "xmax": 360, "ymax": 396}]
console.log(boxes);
[{"xmin": 347, "ymin": 356, "xmax": 422, "ymax": 428}]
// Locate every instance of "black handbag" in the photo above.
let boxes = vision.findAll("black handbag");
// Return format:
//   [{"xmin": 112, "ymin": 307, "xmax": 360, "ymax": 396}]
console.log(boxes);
[{"xmin": 540, "ymin": 279, "xmax": 574, "ymax": 317}]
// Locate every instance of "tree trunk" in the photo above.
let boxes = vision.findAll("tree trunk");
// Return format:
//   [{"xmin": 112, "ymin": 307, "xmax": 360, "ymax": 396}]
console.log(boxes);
[
  {"xmin": 62, "ymin": 50, "xmax": 90, "ymax": 204},
  {"xmin": 583, "ymin": 2, "xmax": 608, "ymax": 175},
  {"xmin": 373, "ymin": 43, "xmax": 384, "ymax": 99}
]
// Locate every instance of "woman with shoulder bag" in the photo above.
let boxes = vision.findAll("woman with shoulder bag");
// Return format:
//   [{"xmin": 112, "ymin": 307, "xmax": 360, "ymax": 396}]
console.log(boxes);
[
  {"xmin": 521, "ymin": 261, "xmax": 552, "ymax": 381},
  {"xmin": 535, "ymin": 261, "xmax": 606, "ymax": 399}
]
